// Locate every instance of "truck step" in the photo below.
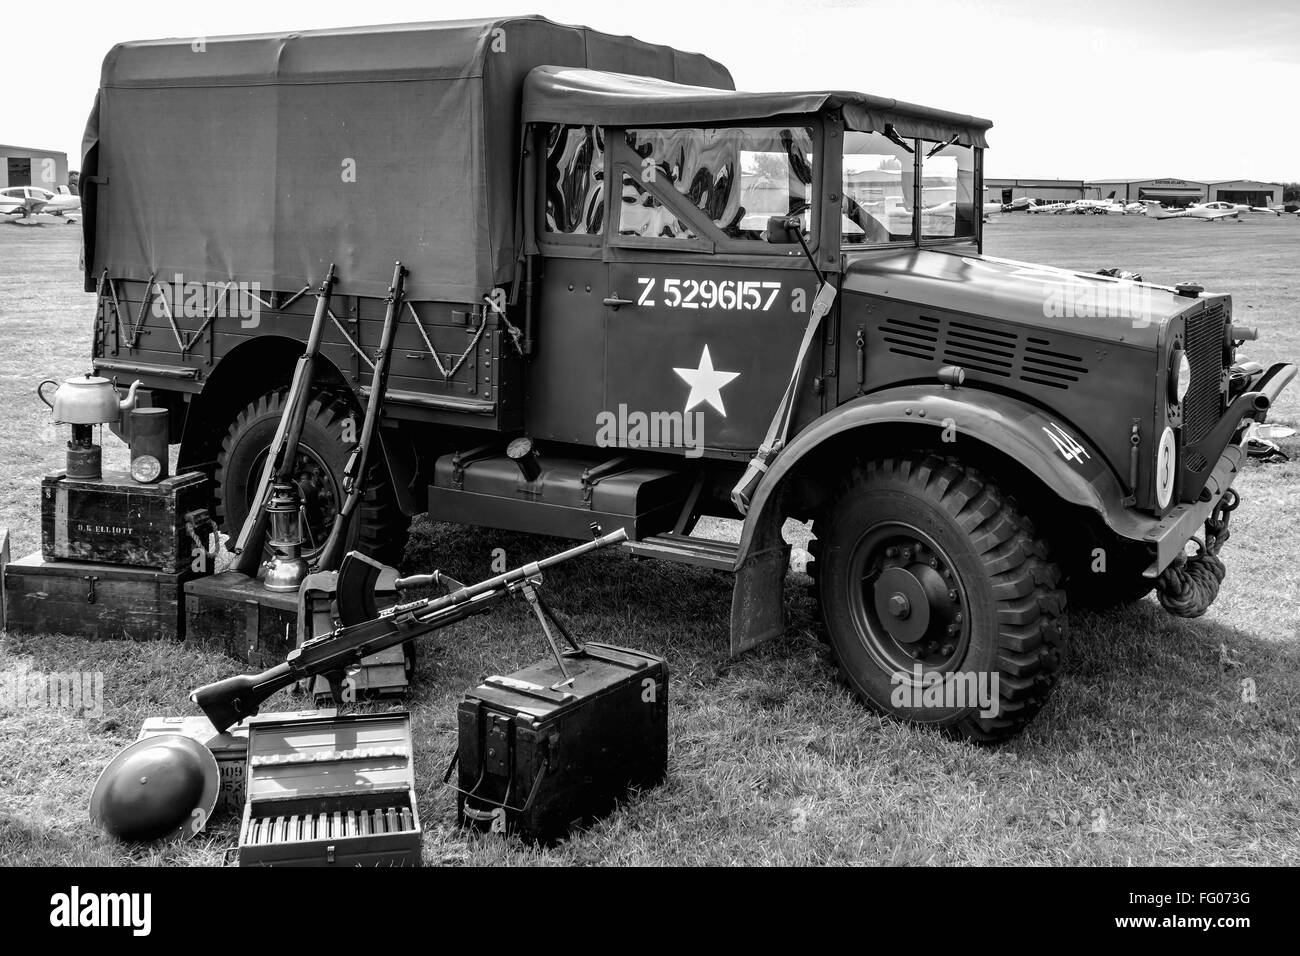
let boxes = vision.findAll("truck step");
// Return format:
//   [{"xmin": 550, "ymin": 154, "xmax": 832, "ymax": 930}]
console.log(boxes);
[{"xmin": 623, "ymin": 533, "xmax": 738, "ymax": 572}]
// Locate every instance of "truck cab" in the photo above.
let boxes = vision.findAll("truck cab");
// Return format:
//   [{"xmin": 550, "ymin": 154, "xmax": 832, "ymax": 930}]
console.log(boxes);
[{"xmin": 81, "ymin": 18, "xmax": 1294, "ymax": 741}]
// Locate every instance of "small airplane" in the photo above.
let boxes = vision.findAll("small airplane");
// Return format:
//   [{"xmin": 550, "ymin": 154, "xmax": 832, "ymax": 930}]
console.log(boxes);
[
  {"xmin": 918, "ymin": 199, "xmax": 1004, "ymax": 221},
  {"xmin": 0, "ymin": 185, "xmax": 80, "ymax": 221},
  {"xmin": 1142, "ymin": 200, "xmax": 1239, "ymax": 221},
  {"xmin": 1074, "ymin": 191, "xmax": 1120, "ymax": 213},
  {"xmin": 1025, "ymin": 201, "xmax": 1068, "ymax": 214},
  {"xmin": 0, "ymin": 185, "xmax": 50, "ymax": 218},
  {"xmin": 1192, "ymin": 200, "xmax": 1281, "ymax": 216}
]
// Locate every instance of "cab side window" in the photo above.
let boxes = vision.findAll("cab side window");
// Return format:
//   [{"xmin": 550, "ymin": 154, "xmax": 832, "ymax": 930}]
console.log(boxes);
[
  {"xmin": 544, "ymin": 125, "xmax": 605, "ymax": 235},
  {"xmin": 618, "ymin": 173, "xmax": 700, "ymax": 239},
  {"xmin": 622, "ymin": 126, "xmax": 813, "ymax": 242}
]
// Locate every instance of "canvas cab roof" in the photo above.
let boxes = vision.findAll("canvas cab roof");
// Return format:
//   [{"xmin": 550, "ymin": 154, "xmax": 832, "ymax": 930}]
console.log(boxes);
[{"xmin": 522, "ymin": 66, "xmax": 991, "ymax": 147}]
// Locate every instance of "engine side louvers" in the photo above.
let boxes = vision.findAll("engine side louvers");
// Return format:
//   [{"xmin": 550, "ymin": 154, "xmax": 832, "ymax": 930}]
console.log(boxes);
[
  {"xmin": 1021, "ymin": 336, "xmax": 1089, "ymax": 390},
  {"xmin": 941, "ymin": 320, "xmax": 1016, "ymax": 378},
  {"xmin": 875, "ymin": 313, "xmax": 1090, "ymax": 390},
  {"xmin": 881, "ymin": 314, "xmax": 940, "ymax": 361}
]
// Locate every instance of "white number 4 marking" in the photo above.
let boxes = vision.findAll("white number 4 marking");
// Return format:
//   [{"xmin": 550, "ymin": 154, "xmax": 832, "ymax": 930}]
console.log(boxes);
[{"xmin": 1043, "ymin": 422, "xmax": 1090, "ymax": 463}]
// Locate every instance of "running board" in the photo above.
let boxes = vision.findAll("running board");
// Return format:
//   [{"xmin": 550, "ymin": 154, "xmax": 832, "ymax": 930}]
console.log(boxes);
[{"xmin": 623, "ymin": 533, "xmax": 738, "ymax": 572}]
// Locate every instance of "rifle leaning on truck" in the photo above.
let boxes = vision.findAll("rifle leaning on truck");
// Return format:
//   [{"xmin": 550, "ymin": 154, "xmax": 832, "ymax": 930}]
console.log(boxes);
[
  {"xmin": 315, "ymin": 261, "xmax": 407, "ymax": 572},
  {"xmin": 191, "ymin": 527, "xmax": 629, "ymax": 732},
  {"xmin": 229, "ymin": 263, "xmax": 338, "ymax": 576}
]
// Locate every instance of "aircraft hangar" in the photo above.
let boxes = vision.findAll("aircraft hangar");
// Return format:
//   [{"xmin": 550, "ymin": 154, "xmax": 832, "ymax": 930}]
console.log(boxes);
[
  {"xmin": 1083, "ymin": 178, "xmax": 1283, "ymax": 208},
  {"xmin": 0, "ymin": 144, "xmax": 69, "ymax": 189}
]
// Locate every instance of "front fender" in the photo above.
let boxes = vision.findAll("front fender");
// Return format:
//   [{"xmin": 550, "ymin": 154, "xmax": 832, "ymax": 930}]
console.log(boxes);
[
  {"xmin": 735, "ymin": 384, "xmax": 1128, "ymax": 567},
  {"xmin": 727, "ymin": 384, "xmax": 1131, "ymax": 656}
]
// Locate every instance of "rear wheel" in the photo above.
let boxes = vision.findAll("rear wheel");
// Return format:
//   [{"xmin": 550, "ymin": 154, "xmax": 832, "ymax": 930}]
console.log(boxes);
[
  {"xmin": 213, "ymin": 389, "xmax": 408, "ymax": 567},
  {"xmin": 817, "ymin": 454, "xmax": 1066, "ymax": 742}
]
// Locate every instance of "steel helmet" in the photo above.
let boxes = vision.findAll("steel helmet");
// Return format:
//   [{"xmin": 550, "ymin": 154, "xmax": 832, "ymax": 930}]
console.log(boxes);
[{"xmin": 89, "ymin": 734, "xmax": 220, "ymax": 843}]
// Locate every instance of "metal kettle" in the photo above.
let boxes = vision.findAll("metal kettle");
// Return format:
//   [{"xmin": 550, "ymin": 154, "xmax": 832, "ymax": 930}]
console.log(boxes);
[{"xmin": 38, "ymin": 373, "xmax": 142, "ymax": 425}]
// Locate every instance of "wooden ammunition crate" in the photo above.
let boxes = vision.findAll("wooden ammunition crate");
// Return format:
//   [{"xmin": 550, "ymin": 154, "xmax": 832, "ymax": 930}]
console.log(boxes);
[
  {"xmin": 4, "ymin": 553, "xmax": 191, "ymax": 641},
  {"xmin": 137, "ymin": 709, "xmax": 335, "ymax": 817},
  {"xmin": 41, "ymin": 470, "xmax": 209, "ymax": 573},
  {"xmin": 184, "ymin": 572, "xmax": 298, "ymax": 668},
  {"xmin": 238, "ymin": 711, "xmax": 421, "ymax": 867}
]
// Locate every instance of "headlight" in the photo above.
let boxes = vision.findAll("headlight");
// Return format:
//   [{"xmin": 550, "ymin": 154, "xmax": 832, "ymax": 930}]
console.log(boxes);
[
  {"xmin": 1170, "ymin": 349, "xmax": 1191, "ymax": 404},
  {"xmin": 1155, "ymin": 426, "xmax": 1176, "ymax": 508}
]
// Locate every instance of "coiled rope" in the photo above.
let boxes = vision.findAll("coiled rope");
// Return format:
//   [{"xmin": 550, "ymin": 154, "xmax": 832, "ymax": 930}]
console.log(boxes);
[{"xmin": 1154, "ymin": 489, "xmax": 1238, "ymax": 618}]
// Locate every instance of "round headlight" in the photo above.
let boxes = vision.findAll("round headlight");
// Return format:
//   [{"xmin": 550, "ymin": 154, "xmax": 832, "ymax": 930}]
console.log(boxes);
[
  {"xmin": 1154, "ymin": 426, "xmax": 1176, "ymax": 509},
  {"xmin": 1171, "ymin": 350, "xmax": 1192, "ymax": 404}
]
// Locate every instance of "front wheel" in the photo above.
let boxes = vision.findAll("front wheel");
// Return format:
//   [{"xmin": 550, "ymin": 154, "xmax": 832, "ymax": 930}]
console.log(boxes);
[{"xmin": 817, "ymin": 455, "xmax": 1067, "ymax": 743}]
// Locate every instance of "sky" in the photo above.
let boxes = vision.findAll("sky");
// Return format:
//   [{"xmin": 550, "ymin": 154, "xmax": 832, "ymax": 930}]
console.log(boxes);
[{"xmin": 3, "ymin": 0, "xmax": 1297, "ymax": 183}]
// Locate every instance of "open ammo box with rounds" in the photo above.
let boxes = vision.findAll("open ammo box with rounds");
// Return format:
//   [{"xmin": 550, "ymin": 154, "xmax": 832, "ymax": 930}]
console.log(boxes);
[{"xmin": 238, "ymin": 711, "xmax": 421, "ymax": 867}]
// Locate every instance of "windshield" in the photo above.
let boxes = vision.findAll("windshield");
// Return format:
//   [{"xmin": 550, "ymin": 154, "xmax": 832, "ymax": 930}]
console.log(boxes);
[
  {"xmin": 842, "ymin": 130, "xmax": 978, "ymax": 244},
  {"xmin": 842, "ymin": 130, "xmax": 914, "ymax": 243},
  {"xmin": 921, "ymin": 141, "xmax": 977, "ymax": 239}
]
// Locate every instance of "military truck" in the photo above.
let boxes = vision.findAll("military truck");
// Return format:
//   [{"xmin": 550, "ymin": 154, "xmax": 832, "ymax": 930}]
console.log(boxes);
[{"xmin": 81, "ymin": 16, "xmax": 1294, "ymax": 741}]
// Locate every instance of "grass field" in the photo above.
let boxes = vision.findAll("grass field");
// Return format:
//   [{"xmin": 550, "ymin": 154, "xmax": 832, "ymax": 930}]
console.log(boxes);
[{"xmin": 1, "ymin": 213, "xmax": 1297, "ymax": 866}]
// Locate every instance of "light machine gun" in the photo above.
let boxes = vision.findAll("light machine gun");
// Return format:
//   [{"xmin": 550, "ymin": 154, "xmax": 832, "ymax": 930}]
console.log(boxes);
[{"xmin": 191, "ymin": 527, "xmax": 628, "ymax": 731}]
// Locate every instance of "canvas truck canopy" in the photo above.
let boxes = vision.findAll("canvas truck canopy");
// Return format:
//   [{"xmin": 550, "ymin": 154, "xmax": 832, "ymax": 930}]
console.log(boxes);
[
  {"xmin": 522, "ymin": 67, "xmax": 992, "ymax": 147},
  {"xmin": 80, "ymin": 17, "xmax": 733, "ymax": 300}
]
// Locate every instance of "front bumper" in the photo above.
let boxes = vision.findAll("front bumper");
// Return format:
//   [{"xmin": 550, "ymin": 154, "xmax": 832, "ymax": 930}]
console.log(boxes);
[
  {"xmin": 1137, "ymin": 360, "xmax": 1295, "ymax": 577},
  {"xmin": 1139, "ymin": 441, "xmax": 1243, "ymax": 577}
]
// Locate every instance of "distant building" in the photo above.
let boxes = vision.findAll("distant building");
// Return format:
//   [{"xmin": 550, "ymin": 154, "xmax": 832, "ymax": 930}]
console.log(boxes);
[
  {"xmin": 984, "ymin": 178, "xmax": 1090, "ymax": 204},
  {"xmin": 1083, "ymin": 178, "xmax": 1283, "ymax": 208},
  {"xmin": 0, "ymin": 144, "xmax": 69, "ymax": 189}
]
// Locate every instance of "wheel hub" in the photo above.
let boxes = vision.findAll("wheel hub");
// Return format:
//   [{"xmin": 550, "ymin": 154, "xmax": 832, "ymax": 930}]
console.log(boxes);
[
  {"xmin": 873, "ymin": 564, "xmax": 953, "ymax": 645},
  {"xmin": 852, "ymin": 530, "xmax": 968, "ymax": 670}
]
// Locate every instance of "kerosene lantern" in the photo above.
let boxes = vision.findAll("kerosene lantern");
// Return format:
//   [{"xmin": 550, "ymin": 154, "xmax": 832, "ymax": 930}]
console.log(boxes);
[
  {"xmin": 263, "ymin": 481, "xmax": 309, "ymax": 592},
  {"xmin": 38, "ymin": 374, "xmax": 141, "ymax": 480}
]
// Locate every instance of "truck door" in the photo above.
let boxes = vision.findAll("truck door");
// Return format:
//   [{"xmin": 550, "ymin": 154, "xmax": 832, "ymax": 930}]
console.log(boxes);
[
  {"xmin": 527, "ymin": 124, "xmax": 614, "ymax": 443},
  {"xmin": 601, "ymin": 123, "xmax": 824, "ymax": 456}
]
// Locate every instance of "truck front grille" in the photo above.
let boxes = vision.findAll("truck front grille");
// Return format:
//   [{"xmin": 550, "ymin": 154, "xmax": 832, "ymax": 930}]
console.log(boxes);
[{"xmin": 1181, "ymin": 303, "xmax": 1226, "ymax": 470}]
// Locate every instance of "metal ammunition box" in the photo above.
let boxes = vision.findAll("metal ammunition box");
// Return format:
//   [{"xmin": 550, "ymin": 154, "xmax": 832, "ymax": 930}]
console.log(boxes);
[
  {"xmin": 455, "ymin": 643, "xmax": 668, "ymax": 844},
  {"xmin": 238, "ymin": 711, "xmax": 421, "ymax": 867},
  {"xmin": 41, "ymin": 470, "xmax": 208, "ymax": 572},
  {"xmin": 4, "ymin": 553, "xmax": 192, "ymax": 641},
  {"xmin": 136, "ymin": 709, "xmax": 334, "ymax": 816}
]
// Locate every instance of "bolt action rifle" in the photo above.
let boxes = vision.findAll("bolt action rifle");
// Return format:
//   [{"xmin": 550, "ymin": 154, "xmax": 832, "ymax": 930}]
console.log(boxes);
[
  {"xmin": 191, "ymin": 527, "xmax": 629, "ymax": 732},
  {"xmin": 230, "ymin": 263, "xmax": 337, "ymax": 576},
  {"xmin": 314, "ymin": 261, "xmax": 406, "ymax": 572}
]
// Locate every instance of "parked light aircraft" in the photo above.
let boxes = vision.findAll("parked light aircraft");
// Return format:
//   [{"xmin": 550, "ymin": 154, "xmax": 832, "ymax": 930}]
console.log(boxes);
[
  {"xmin": 0, "ymin": 185, "xmax": 80, "ymax": 219},
  {"xmin": 1142, "ymin": 200, "xmax": 1239, "ymax": 221},
  {"xmin": 1192, "ymin": 200, "xmax": 1281, "ymax": 216}
]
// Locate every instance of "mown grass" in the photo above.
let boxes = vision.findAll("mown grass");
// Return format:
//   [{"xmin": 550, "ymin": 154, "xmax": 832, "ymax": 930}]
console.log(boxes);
[{"xmin": 1, "ymin": 217, "xmax": 1297, "ymax": 866}]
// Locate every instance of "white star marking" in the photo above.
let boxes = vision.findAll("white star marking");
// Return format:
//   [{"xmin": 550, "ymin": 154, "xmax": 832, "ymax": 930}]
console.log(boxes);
[{"xmin": 673, "ymin": 345, "xmax": 740, "ymax": 416}]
